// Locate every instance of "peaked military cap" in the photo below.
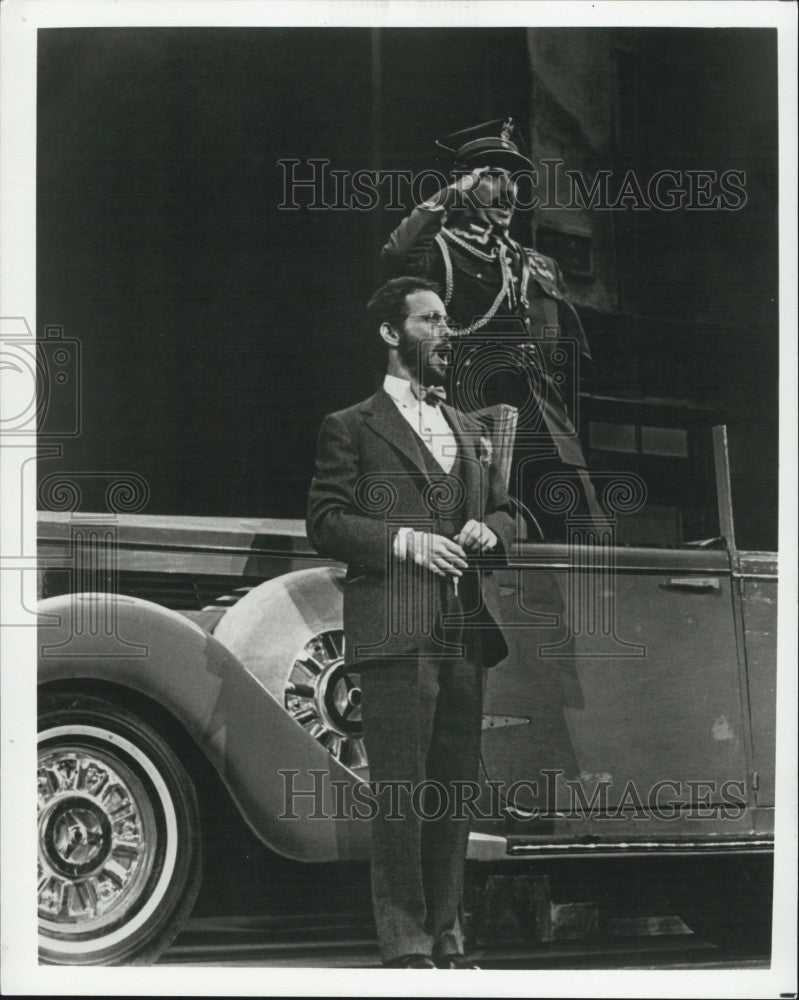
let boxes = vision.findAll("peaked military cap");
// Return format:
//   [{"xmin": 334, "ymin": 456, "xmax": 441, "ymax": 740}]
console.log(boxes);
[{"xmin": 435, "ymin": 117, "xmax": 534, "ymax": 172}]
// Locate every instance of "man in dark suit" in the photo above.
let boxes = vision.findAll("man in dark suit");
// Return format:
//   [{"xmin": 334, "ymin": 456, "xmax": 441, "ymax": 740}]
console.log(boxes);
[
  {"xmin": 307, "ymin": 276, "xmax": 515, "ymax": 968},
  {"xmin": 382, "ymin": 119, "xmax": 604, "ymax": 540}
]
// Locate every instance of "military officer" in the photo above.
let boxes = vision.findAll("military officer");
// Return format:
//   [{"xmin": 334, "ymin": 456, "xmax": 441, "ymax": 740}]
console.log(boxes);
[{"xmin": 383, "ymin": 119, "xmax": 604, "ymax": 540}]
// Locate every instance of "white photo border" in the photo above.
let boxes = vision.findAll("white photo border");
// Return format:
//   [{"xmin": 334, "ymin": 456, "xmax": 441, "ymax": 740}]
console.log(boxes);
[{"xmin": 1, "ymin": 1, "xmax": 796, "ymax": 996}]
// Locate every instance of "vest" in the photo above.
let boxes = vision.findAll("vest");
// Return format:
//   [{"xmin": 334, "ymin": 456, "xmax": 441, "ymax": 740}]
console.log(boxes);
[
  {"xmin": 416, "ymin": 429, "xmax": 468, "ymax": 537},
  {"xmin": 415, "ymin": 427, "xmax": 481, "ymax": 620}
]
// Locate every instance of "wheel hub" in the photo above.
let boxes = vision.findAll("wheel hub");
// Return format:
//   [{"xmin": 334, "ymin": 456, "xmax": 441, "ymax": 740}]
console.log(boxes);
[
  {"xmin": 284, "ymin": 629, "xmax": 369, "ymax": 771},
  {"xmin": 316, "ymin": 659, "xmax": 363, "ymax": 737},
  {"xmin": 37, "ymin": 746, "xmax": 154, "ymax": 929},
  {"xmin": 42, "ymin": 797, "xmax": 112, "ymax": 876}
]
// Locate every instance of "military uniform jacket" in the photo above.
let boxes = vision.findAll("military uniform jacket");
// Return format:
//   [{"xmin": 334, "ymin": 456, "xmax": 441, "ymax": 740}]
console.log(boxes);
[{"xmin": 383, "ymin": 206, "xmax": 592, "ymax": 467}]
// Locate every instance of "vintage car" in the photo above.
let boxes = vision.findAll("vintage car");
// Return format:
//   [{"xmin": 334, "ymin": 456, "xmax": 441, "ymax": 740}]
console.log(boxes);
[{"xmin": 36, "ymin": 425, "xmax": 777, "ymax": 965}]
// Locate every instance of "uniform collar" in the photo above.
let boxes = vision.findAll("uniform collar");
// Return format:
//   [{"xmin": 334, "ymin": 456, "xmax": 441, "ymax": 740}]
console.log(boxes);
[
  {"xmin": 449, "ymin": 218, "xmax": 494, "ymax": 244},
  {"xmin": 449, "ymin": 218, "xmax": 519, "ymax": 255}
]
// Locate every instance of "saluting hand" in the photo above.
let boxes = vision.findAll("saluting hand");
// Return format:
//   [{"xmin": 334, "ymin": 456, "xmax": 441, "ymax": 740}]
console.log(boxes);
[
  {"xmin": 448, "ymin": 165, "xmax": 490, "ymax": 195},
  {"xmin": 420, "ymin": 166, "xmax": 490, "ymax": 213}
]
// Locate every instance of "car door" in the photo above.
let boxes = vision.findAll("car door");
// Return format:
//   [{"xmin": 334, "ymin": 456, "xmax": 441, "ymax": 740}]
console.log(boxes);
[{"xmin": 480, "ymin": 538, "xmax": 752, "ymax": 840}]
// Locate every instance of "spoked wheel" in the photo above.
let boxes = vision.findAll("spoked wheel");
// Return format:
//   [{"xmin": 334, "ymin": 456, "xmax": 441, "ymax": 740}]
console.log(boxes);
[
  {"xmin": 284, "ymin": 629, "xmax": 367, "ymax": 771},
  {"xmin": 38, "ymin": 692, "xmax": 201, "ymax": 965},
  {"xmin": 214, "ymin": 566, "xmax": 369, "ymax": 774}
]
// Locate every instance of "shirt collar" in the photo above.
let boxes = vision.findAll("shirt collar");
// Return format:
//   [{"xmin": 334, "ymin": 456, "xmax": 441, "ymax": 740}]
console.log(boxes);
[{"xmin": 383, "ymin": 373, "xmax": 419, "ymax": 409}]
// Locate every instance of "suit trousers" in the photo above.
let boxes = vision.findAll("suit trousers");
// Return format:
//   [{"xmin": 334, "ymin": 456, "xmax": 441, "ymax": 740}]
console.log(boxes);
[{"xmin": 359, "ymin": 597, "xmax": 485, "ymax": 963}]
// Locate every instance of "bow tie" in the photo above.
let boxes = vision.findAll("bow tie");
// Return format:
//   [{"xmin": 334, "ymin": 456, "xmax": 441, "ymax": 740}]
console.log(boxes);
[{"xmin": 411, "ymin": 383, "xmax": 447, "ymax": 406}]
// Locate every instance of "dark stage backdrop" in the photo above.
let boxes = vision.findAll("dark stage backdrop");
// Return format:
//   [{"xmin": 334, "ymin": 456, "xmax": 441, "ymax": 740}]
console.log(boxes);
[
  {"xmin": 37, "ymin": 27, "xmax": 531, "ymax": 519},
  {"xmin": 37, "ymin": 28, "xmax": 778, "ymax": 549}
]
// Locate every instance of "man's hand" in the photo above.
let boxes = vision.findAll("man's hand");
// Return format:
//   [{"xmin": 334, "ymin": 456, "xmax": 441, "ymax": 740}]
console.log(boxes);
[
  {"xmin": 454, "ymin": 519, "xmax": 498, "ymax": 553},
  {"xmin": 404, "ymin": 530, "xmax": 468, "ymax": 579},
  {"xmin": 449, "ymin": 165, "xmax": 490, "ymax": 199},
  {"xmin": 420, "ymin": 166, "xmax": 490, "ymax": 213}
]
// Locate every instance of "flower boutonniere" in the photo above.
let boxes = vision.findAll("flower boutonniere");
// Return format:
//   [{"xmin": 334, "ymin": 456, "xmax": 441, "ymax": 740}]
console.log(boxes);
[{"xmin": 479, "ymin": 435, "xmax": 493, "ymax": 469}]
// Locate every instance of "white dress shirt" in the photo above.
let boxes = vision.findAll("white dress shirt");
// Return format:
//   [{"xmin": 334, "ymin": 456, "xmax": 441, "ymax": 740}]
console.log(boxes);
[
  {"xmin": 383, "ymin": 374, "xmax": 458, "ymax": 474},
  {"xmin": 382, "ymin": 374, "xmax": 497, "ymax": 562}
]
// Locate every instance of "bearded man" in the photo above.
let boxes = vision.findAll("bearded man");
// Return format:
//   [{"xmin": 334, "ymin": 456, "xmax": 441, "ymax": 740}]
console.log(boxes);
[{"xmin": 307, "ymin": 276, "xmax": 515, "ymax": 968}]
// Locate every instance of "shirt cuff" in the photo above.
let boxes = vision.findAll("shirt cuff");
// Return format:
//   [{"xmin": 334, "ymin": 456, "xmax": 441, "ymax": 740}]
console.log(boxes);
[{"xmin": 393, "ymin": 527, "xmax": 414, "ymax": 559}]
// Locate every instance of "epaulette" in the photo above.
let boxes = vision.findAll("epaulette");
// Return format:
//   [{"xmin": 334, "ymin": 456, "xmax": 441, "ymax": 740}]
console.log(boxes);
[{"xmin": 526, "ymin": 250, "xmax": 557, "ymax": 284}]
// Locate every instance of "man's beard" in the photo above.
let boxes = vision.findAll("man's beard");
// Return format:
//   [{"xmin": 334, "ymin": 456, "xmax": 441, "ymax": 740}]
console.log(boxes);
[{"xmin": 397, "ymin": 332, "xmax": 446, "ymax": 387}]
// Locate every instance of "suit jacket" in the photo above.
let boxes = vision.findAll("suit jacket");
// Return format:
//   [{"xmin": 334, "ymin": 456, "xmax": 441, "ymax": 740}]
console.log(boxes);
[
  {"xmin": 383, "ymin": 208, "xmax": 592, "ymax": 466},
  {"xmin": 306, "ymin": 388, "xmax": 515, "ymax": 668}
]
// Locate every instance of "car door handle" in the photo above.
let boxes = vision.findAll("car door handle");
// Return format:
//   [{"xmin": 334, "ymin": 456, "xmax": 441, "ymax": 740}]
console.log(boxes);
[{"xmin": 660, "ymin": 577, "xmax": 721, "ymax": 592}]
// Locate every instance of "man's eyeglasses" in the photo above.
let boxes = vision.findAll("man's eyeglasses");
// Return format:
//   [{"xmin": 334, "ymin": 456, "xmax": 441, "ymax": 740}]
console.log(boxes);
[{"xmin": 407, "ymin": 312, "xmax": 456, "ymax": 331}]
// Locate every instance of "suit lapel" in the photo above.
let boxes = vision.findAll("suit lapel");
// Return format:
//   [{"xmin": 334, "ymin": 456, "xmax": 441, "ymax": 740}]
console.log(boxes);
[
  {"xmin": 362, "ymin": 390, "xmax": 484, "ymax": 518},
  {"xmin": 362, "ymin": 388, "xmax": 432, "ymax": 479}
]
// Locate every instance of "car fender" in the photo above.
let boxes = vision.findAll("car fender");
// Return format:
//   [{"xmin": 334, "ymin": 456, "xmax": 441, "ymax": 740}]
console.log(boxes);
[
  {"xmin": 213, "ymin": 564, "xmax": 345, "ymax": 702},
  {"xmin": 38, "ymin": 591, "xmax": 370, "ymax": 862}
]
